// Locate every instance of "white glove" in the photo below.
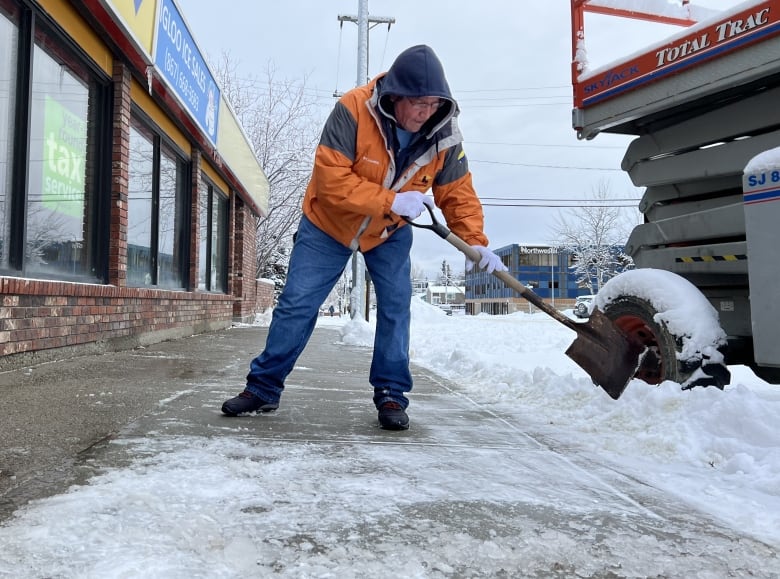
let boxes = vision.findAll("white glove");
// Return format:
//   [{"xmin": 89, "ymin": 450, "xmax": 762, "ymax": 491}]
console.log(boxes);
[
  {"xmin": 466, "ymin": 245, "xmax": 508, "ymax": 274},
  {"xmin": 391, "ymin": 191, "xmax": 434, "ymax": 219}
]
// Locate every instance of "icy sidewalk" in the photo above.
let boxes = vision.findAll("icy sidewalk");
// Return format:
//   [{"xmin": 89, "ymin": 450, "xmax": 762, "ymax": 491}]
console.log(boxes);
[{"xmin": 0, "ymin": 325, "xmax": 777, "ymax": 577}]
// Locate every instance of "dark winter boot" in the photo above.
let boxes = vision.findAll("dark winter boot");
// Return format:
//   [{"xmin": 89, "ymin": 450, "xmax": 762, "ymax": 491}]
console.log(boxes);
[
  {"xmin": 377, "ymin": 401, "xmax": 409, "ymax": 430},
  {"xmin": 221, "ymin": 391, "xmax": 279, "ymax": 416}
]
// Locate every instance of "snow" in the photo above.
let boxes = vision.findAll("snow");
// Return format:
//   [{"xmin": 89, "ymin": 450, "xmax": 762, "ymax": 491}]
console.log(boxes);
[
  {"xmin": 287, "ymin": 270, "xmax": 780, "ymax": 553},
  {"xmin": 586, "ymin": 0, "xmax": 719, "ymax": 21},
  {"xmin": 577, "ymin": 0, "xmax": 765, "ymax": 78},
  {"xmin": 745, "ymin": 145, "xmax": 780, "ymax": 173},
  {"xmin": 2, "ymin": 267, "xmax": 780, "ymax": 575},
  {"xmin": 598, "ymin": 268, "xmax": 727, "ymax": 372}
]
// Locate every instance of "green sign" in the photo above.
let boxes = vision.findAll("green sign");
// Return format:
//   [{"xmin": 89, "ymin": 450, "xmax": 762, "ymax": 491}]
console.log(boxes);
[{"xmin": 42, "ymin": 96, "xmax": 86, "ymax": 218}]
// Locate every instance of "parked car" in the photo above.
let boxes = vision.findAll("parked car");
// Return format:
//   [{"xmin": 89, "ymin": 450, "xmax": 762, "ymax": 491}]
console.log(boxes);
[
  {"xmin": 438, "ymin": 304, "xmax": 453, "ymax": 315},
  {"xmin": 573, "ymin": 295, "xmax": 595, "ymax": 319}
]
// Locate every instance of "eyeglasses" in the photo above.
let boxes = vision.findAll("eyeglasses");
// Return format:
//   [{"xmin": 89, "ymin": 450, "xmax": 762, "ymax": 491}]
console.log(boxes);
[{"xmin": 406, "ymin": 98, "xmax": 444, "ymax": 112}]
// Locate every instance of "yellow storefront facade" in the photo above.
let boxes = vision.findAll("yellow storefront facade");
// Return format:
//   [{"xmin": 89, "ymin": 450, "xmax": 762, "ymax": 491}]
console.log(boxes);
[{"xmin": 0, "ymin": 0, "xmax": 271, "ymax": 368}]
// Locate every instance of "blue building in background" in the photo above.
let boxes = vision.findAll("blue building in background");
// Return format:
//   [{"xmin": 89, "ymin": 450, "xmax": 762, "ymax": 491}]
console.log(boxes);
[{"xmin": 464, "ymin": 244, "xmax": 591, "ymax": 315}]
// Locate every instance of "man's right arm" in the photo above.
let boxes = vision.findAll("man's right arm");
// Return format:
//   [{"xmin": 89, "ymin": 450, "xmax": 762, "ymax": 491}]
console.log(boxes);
[
  {"xmin": 320, "ymin": 101, "xmax": 357, "ymax": 162},
  {"xmin": 313, "ymin": 100, "xmax": 395, "ymax": 219}
]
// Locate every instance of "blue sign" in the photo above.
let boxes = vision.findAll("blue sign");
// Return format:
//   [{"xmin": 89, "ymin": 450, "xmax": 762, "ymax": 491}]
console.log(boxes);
[{"xmin": 154, "ymin": 0, "xmax": 220, "ymax": 144}]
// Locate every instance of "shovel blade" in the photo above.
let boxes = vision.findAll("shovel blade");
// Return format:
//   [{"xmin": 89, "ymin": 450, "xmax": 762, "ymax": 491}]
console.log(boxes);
[{"xmin": 565, "ymin": 309, "xmax": 647, "ymax": 400}]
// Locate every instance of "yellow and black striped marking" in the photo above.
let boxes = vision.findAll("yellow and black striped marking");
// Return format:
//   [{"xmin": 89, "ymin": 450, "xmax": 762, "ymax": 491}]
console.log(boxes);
[{"xmin": 676, "ymin": 254, "xmax": 747, "ymax": 263}]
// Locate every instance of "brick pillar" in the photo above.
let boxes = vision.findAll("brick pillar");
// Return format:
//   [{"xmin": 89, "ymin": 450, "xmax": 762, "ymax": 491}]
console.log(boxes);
[
  {"xmin": 109, "ymin": 62, "xmax": 131, "ymax": 287},
  {"xmin": 230, "ymin": 196, "xmax": 261, "ymax": 321}
]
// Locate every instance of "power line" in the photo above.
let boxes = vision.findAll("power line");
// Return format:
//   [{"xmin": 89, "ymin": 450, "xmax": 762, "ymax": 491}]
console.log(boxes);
[
  {"xmin": 481, "ymin": 202, "xmax": 639, "ymax": 207},
  {"xmin": 477, "ymin": 197, "xmax": 641, "ymax": 209},
  {"xmin": 225, "ymin": 74, "xmax": 571, "ymax": 104},
  {"xmin": 456, "ymin": 95, "xmax": 570, "ymax": 103},
  {"xmin": 466, "ymin": 101, "xmax": 571, "ymax": 109},
  {"xmin": 480, "ymin": 197, "xmax": 640, "ymax": 202},
  {"xmin": 454, "ymin": 85, "xmax": 570, "ymax": 92},
  {"xmin": 470, "ymin": 159, "xmax": 622, "ymax": 171},
  {"xmin": 467, "ymin": 140, "xmax": 624, "ymax": 150}
]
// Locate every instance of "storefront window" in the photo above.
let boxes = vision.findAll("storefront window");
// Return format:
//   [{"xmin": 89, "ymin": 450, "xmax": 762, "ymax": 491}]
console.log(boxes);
[
  {"xmin": 25, "ymin": 43, "xmax": 94, "ymax": 277},
  {"xmin": 0, "ymin": 3, "xmax": 18, "ymax": 270},
  {"xmin": 0, "ymin": 3, "xmax": 109, "ymax": 281},
  {"xmin": 158, "ymin": 145, "xmax": 184, "ymax": 288},
  {"xmin": 197, "ymin": 180, "xmax": 208, "ymax": 289},
  {"xmin": 128, "ymin": 124, "xmax": 154, "ymax": 285},
  {"xmin": 197, "ymin": 178, "xmax": 227, "ymax": 292},
  {"xmin": 210, "ymin": 192, "xmax": 227, "ymax": 292},
  {"xmin": 128, "ymin": 117, "xmax": 188, "ymax": 288}
]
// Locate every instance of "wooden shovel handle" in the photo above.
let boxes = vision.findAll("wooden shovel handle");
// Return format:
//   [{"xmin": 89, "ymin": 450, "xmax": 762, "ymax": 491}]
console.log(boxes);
[{"xmin": 404, "ymin": 205, "xmax": 579, "ymax": 332}]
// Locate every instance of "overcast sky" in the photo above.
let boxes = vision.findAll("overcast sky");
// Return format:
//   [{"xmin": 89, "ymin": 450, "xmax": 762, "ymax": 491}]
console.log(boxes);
[{"xmin": 178, "ymin": 0, "xmax": 743, "ymax": 278}]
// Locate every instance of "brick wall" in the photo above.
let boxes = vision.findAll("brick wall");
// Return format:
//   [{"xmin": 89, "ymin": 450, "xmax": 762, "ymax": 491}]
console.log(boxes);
[
  {"xmin": 0, "ymin": 61, "xmax": 269, "ymax": 370},
  {"xmin": 255, "ymin": 278, "xmax": 275, "ymax": 313},
  {"xmin": 231, "ymin": 196, "xmax": 262, "ymax": 323},
  {"xmin": 0, "ymin": 278, "xmax": 233, "ymax": 371}
]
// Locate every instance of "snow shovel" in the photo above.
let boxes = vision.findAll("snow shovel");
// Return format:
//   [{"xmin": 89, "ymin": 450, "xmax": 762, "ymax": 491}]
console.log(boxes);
[{"xmin": 405, "ymin": 205, "xmax": 647, "ymax": 399}]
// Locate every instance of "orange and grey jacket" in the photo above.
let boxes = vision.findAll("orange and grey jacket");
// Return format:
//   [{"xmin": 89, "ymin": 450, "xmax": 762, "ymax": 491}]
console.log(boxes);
[{"xmin": 302, "ymin": 44, "xmax": 489, "ymax": 253}]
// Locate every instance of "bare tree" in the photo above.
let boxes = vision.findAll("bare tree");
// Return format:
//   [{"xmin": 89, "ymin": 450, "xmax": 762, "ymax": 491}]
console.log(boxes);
[
  {"xmin": 410, "ymin": 263, "xmax": 428, "ymax": 283},
  {"xmin": 25, "ymin": 204, "xmax": 73, "ymax": 266},
  {"xmin": 213, "ymin": 53, "xmax": 323, "ymax": 293},
  {"xmin": 324, "ymin": 270, "xmax": 351, "ymax": 315},
  {"xmin": 553, "ymin": 180, "xmax": 639, "ymax": 294}
]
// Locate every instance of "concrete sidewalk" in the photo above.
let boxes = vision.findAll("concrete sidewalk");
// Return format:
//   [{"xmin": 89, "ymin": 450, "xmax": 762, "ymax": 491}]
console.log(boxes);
[
  {"xmin": 1, "ymin": 324, "xmax": 776, "ymax": 576},
  {"xmin": 0, "ymin": 323, "xmax": 479, "ymax": 520}
]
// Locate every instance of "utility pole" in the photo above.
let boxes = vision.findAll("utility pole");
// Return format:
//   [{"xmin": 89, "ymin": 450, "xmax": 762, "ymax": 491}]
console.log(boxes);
[
  {"xmin": 337, "ymin": 1, "xmax": 395, "ymax": 86},
  {"xmin": 337, "ymin": 1, "xmax": 395, "ymax": 321}
]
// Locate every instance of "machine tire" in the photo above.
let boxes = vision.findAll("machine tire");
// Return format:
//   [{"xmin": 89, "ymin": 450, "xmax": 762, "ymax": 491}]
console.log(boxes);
[{"xmin": 602, "ymin": 295, "xmax": 730, "ymax": 389}]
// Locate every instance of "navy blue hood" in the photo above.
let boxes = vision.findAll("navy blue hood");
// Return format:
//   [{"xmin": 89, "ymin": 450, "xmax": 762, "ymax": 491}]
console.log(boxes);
[
  {"xmin": 379, "ymin": 45, "xmax": 453, "ymax": 100},
  {"xmin": 376, "ymin": 45, "xmax": 457, "ymax": 134}
]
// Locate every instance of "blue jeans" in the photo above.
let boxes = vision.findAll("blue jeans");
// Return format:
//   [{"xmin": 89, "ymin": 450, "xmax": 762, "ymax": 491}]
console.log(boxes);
[{"xmin": 245, "ymin": 216, "xmax": 413, "ymax": 409}]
